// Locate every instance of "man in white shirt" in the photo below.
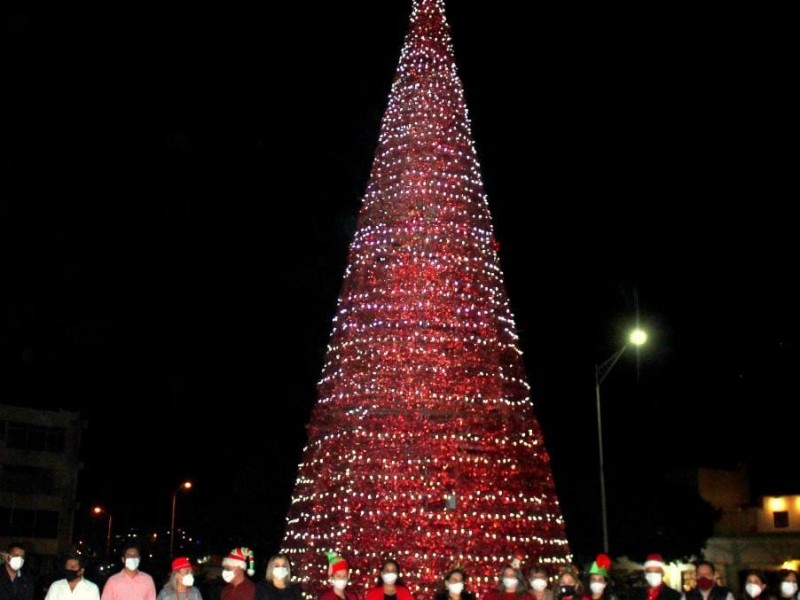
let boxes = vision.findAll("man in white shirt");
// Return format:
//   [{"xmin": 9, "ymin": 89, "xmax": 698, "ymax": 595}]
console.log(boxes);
[{"xmin": 45, "ymin": 555, "xmax": 100, "ymax": 600}]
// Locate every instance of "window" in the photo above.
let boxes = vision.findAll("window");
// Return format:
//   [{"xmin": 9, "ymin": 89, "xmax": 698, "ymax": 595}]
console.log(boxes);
[
  {"xmin": 4, "ymin": 421, "xmax": 67, "ymax": 453},
  {"xmin": 0, "ymin": 465, "xmax": 55, "ymax": 494},
  {"xmin": 0, "ymin": 506, "xmax": 60, "ymax": 538},
  {"xmin": 34, "ymin": 510, "xmax": 59, "ymax": 538},
  {"xmin": 774, "ymin": 511, "xmax": 789, "ymax": 528}
]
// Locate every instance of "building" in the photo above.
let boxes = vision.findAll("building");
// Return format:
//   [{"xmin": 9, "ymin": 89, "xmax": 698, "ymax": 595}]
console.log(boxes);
[
  {"xmin": 0, "ymin": 403, "xmax": 82, "ymax": 559},
  {"xmin": 700, "ymin": 466, "xmax": 800, "ymax": 590}
]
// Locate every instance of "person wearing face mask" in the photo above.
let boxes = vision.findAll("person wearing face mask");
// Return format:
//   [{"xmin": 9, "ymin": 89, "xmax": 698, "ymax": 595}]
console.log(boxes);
[
  {"xmin": 777, "ymin": 569, "xmax": 798, "ymax": 600},
  {"xmin": 434, "ymin": 567, "xmax": 476, "ymax": 600},
  {"xmin": 740, "ymin": 570, "xmax": 774, "ymax": 600},
  {"xmin": 101, "ymin": 543, "xmax": 156, "ymax": 600},
  {"xmin": 319, "ymin": 553, "xmax": 358, "ymax": 600},
  {"xmin": 221, "ymin": 548, "xmax": 256, "ymax": 600},
  {"xmin": 255, "ymin": 555, "xmax": 302, "ymax": 600},
  {"xmin": 365, "ymin": 559, "xmax": 413, "ymax": 600},
  {"xmin": 484, "ymin": 565, "xmax": 529, "ymax": 600},
  {"xmin": 682, "ymin": 561, "xmax": 733, "ymax": 600},
  {"xmin": 45, "ymin": 555, "xmax": 100, "ymax": 600},
  {"xmin": 587, "ymin": 554, "xmax": 618, "ymax": 600},
  {"xmin": 554, "ymin": 567, "xmax": 587, "ymax": 600},
  {"xmin": 156, "ymin": 557, "xmax": 203, "ymax": 600},
  {"xmin": 526, "ymin": 567, "xmax": 553, "ymax": 600},
  {"xmin": 1, "ymin": 543, "xmax": 34, "ymax": 600},
  {"xmin": 629, "ymin": 554, "xmax": 679, "ymax": 600}
]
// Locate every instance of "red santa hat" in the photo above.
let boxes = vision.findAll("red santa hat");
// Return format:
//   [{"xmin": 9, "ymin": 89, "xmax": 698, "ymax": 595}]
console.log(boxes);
[
  {"xmin": 223, "ymin": 547, "xmax": 255, "ymax": 577},
  {"xmin": 644, "ymin": 554, "xmax": 665, "ymax": 570},
  {"xmin": 171, "ymin": 557, "xmax": 192, "ymax": 572},
  {"xmin": 326, "ymin": 552, "xmax": 349, "ymax": 576}
]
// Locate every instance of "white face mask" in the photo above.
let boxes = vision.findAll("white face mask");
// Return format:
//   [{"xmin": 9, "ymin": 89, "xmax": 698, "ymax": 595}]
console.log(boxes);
[
  {"xmin": 645, "ymin": 573, "xmax": 662, "ymax": 588},
  {"xmin": 273, "ymin": 567, "xmax": 289, "ymax": 580},
  {"xmin": 448, "ymin": 583, "xmax": 464, "ymax": 595},
  {"xmin": 181, "ymin": 575, "xmax": 195, "ymax": 587},
  {"xmin": 382, "ymin": 573, "xmax": 398, "ymax": 585},
  {"xmin": 125, "ymin": 558, "xmax": 140, "ymax": 571},
  {"xmin": 9, "ymin": 556, "xmax": 24, "ymax": 571},
  {"xmin": 222, "ymin": 570, "xmax": 236, "ymax": 583},
  {"xmin": 332, "ymin": 579, "xmax": 348, "ymax": 590},
  {"xmin": 503, "ymin": 577, "xmax": 519, "ymax": 589},
  {"xmin": 590, "ymin": 582, "xmax": 606, "ymax": 595},
  {"xmin": 531, "ymin": 579, "xmax": 548, "ymax": 592},
  {"xmin": 745, "ymin": 584, "xmax": 762, "ymax": 598},
  {"xmin": 781, "ymin": 583, "xmax": 798, "ymax": 598}
]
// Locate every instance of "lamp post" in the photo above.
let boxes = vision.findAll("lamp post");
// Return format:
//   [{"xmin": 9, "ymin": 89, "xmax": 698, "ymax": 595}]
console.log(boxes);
[
  {"xmin": 92, "ymin": 506, "xmax": 113, "ymax": 557},
  {"xmin": 169, "ymin": 481, "xmax": 193, "ymax": 559},
  {"xmin": 595, "ymin": 328, "xmax": 647, "ymax": 554}
]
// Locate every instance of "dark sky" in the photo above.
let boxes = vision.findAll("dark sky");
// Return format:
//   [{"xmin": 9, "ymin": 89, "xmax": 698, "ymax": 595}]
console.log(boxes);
[{"xmin": 3, "ymin": 2, "xmax": 796, "ymax": 560}]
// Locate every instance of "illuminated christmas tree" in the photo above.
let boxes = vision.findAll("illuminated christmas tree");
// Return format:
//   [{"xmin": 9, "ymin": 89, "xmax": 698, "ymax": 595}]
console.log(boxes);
[{"xmin": 282, "ymin": 0, "xmax": 570, "ymax": 594}]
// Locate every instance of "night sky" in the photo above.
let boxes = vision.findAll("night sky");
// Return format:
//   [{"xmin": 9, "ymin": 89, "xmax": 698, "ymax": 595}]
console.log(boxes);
[{"xmin": 3, "ymin": 2, "xmax": 795, "ymax": 563}]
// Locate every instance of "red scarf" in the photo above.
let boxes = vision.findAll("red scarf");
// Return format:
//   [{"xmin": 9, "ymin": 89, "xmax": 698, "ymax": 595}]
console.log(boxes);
[{"xmin": 647, "ymin": 586, "xmax": 662, "ymax": 600}]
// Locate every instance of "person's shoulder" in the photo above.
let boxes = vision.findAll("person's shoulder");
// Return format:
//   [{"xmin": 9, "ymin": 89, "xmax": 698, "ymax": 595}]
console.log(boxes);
[
  {"xmin": 80, "ymin": 579, "xmax": 100, "ymax": 591},
  {"xmin": 47, "ymin": 579, "xmax": 66, "ymax": 592},
  {"xmin": 105, "ymin": 572, "xmax": 123, "ymax": 584},
  {"xmin": 663, "ymin": 587, "xmax": 682, "ymax": 600},
  {"xmin": 396, "ymin": 587, "xmax": 414, "ymax": 600}
]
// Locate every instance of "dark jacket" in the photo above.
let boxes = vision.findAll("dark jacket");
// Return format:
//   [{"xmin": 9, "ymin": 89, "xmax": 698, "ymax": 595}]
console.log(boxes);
[{"xmin": 0, "ymin": 568, "xmax": 35, "ymax": 600}]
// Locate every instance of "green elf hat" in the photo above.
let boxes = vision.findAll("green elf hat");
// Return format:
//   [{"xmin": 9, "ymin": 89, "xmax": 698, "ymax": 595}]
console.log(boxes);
[
  {"xmin": 326, "ymin": 552, "xmax": 349, "ymax": 576},
  {"xmin": 589, "ymin": 553, "xmax": 611, "ymax": 578}
]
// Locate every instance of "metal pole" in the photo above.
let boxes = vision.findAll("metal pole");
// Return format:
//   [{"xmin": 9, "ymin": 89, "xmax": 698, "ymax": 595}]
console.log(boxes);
[
  {"xmin": 170, "ymin": 491, "xmax": 177, "ymax": 559},
  {"xmin": 106, "ymin": 514, "xmax": 113, "ymax": 557},
  {"xmin": 595, "ymin": 366, "xmax": 609, "ymax": 554},
  {"xmin": 594, "ymin": 344, "xmax": 630, "ymax": 554}
]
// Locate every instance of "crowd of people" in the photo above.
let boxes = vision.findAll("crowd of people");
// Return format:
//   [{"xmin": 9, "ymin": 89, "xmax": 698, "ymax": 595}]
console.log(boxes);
[{"xmin": 2, "ymin": 542, "xmax": 799, "ymax": 600}]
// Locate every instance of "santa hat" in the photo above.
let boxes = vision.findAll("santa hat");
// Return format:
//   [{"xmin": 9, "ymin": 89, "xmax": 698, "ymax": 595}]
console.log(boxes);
[
  {"xmin": 172, "ymin": 557, "xmax": 192, "ymax": 572},
  {"xmin": 326, "ymin": 552, "xmax": 349, "ymax": 576},
  {"xmin": 224, "ymin": 547, "xmax": 255, "ymax": 577},
  {"xmin": 643, "ymin": 554, "xmax": 665, "ymax": 570},
  {"xmin": 510, "ymin": 551, "xmax": 525, "ymax": 571},
  {"xmin": 590, "ymin": 554, "xmax": 611, "ymax": 578}
]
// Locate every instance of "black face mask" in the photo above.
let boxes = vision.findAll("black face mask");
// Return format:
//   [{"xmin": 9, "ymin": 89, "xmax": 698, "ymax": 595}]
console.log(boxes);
[
  {"xmin": 64, "ymin": 569, "xmax": 81, "ymax": 582},
  {"xmin": 559, "ymin": 586, "xmax": 576, "ymax": 598}
]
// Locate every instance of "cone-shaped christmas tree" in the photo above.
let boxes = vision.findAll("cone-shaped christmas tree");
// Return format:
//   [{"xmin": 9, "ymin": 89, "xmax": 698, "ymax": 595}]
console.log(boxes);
[{"xmin": 282, "ymin": 0, "xmax": 570, "ymax": 593}]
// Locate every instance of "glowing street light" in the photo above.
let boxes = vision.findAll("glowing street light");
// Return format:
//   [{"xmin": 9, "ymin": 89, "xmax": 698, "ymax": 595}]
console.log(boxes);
[
  {"xmin": 596, "ymin": 328, "xmax": 647, "ymax": 554},
  {"xmin": 92, "ymin": 506, "xmax": 113, "ymax": 557},
  {"xmin": 169, "ymin": 481, "xmax": 193, "ymax": 559}
]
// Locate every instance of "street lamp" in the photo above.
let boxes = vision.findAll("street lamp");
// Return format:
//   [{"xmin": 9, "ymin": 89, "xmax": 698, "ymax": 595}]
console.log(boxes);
[
  {"xmin": 595, "ymin": 328, "xmax": 647, "ymax": 554},
  {"xmin": 92, "ymin": 506, "xmax": 113, "ymax": 557},
  {"xmin": 169, "ymin": 481, "xmax": 193, "ymax": 559}
]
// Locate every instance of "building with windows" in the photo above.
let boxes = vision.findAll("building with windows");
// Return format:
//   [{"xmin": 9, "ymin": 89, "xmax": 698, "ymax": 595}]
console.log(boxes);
[
  {"xmin": 700, "ymin": 465, "xmax": 800, "ymax": 589},
  {"xmin": 0, "ymin": 403, "xmax": 82, "ymax": 557}
]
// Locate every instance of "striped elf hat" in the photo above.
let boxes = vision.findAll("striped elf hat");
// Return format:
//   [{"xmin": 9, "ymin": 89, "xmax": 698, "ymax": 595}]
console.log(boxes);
[{"xmin": 223, "ymin": 547, "xmax": 255, "ymax": 577}]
